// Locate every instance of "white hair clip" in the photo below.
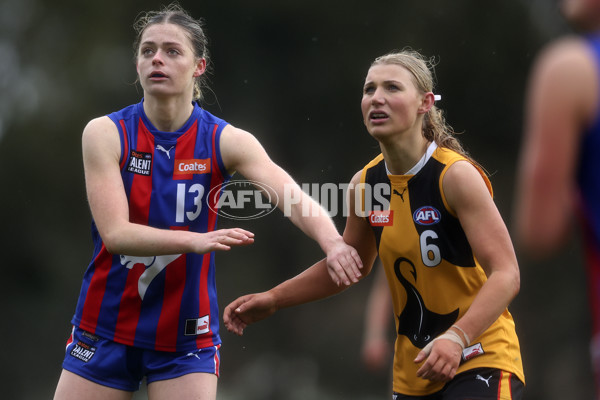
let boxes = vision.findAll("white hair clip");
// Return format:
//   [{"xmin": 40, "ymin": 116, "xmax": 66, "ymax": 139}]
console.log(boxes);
[{"xmin": 434, "ymin": 94, "xmax": 442, "ymax": 101}]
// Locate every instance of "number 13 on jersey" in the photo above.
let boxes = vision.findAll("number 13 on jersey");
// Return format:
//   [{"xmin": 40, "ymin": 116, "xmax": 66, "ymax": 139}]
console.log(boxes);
[{"xmin": 176, "ymin": 183, "xmax": 205, "ymax": 223}]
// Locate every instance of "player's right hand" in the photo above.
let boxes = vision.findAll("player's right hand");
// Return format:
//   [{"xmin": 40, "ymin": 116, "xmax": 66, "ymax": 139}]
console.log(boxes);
[{"xmin": 223, "ymin": 292, "xmax": 278, "ymax": 336}]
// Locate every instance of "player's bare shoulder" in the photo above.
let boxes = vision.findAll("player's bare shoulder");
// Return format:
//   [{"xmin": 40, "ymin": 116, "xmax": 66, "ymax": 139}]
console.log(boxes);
[
  {"xmin": 535, "ymin": 35, "xmax": 597, "ymax": 103},
  {"xmin": 349, "ymin": 169, "xmax": 363, "ymax": 186},
  {"xmin": 82, "ymin": 116, "xmax": 121, "ymax": 164},
  {"xmin": 220, "ymin": 124, "xmax": 271, "ymax": 175}
]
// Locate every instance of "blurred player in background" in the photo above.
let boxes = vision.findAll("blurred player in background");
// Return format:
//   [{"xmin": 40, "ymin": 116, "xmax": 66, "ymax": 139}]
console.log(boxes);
[
  {"xmin": 52, "ymin": 3, "xmax": 361, "ymax": 400},
  {"xmin": 514, "ymin": 0, "xmax": 600, "ymax": 397},
  {"xmin": 361, "ymin": 262, "xmax": 394, "ymax": 374},
  {"xmin": 225, "ymin": 49, "xmax": 525, "ymax": 399}
]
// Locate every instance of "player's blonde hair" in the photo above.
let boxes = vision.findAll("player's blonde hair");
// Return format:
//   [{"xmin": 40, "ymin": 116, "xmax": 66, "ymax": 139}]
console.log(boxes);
[{"xmin": 371, "ymin": 50, "xmax": 472, "ymax": 160}]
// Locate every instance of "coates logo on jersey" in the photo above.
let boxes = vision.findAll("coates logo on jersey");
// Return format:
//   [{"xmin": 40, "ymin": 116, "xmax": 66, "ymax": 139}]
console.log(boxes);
[
  {"xmin": 174, "ymin": 159, "xmax": 211, "ymax": 179},
  {"xmin": 369, "ymin": 210, "xmax": 394, "ymax": 226},
  {"xmin": 413, "ymin": 206, "xmax": 441, "ymax": 225}
]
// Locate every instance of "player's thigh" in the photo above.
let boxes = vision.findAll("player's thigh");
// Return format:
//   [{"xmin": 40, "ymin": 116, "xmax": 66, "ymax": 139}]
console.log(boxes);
[
  {"xmin": 54, "ymin": 369, "xmax": 133, "ymax": 400},
  {"xmin": 147, "ymin": 372, "xmax": 217, "ymax": 400}
]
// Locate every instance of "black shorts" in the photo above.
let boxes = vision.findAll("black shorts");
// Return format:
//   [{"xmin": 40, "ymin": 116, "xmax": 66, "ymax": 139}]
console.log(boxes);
[{"xmin": 393, "ymin": 368, "xmax": 524, "ymax": 400}]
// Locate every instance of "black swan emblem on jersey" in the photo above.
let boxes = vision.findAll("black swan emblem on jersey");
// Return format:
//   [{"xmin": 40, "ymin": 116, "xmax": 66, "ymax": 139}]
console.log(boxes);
[{"xmin": 394, "ymin": 257, "xmax": 459, "ymax": 349}]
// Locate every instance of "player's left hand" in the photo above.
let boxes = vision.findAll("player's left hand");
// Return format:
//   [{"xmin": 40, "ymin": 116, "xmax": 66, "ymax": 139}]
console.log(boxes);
[
  {"xmin": 325, "ymin": 237, "xmax": 363, "ymax": 286},
  {"xmin": 414, "ymin": 338, "xmax": 462, "ymax": 382}
]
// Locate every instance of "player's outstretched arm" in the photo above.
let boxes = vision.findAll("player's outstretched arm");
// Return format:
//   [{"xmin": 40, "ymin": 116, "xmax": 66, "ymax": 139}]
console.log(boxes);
[
  {"xmin": 219, "ymin": 125, "xmax": 363, "ymax": 286},
  {"xmin": 223, "ymin": 257, "xmax": 341, "ymax": 336},
  {"xmin": 224, "ymin": 170, "xmax": 378, "ymax": 335},
  {"xmin": 83, "ymin": 117, "xmax": 255, "ymax": 256}
]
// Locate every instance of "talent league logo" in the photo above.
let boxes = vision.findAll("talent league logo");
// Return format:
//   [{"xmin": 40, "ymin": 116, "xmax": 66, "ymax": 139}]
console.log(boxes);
[
  {"xmin": 127, "ymin": 150, "xmax": 153, "ymax": 176},
  {"xmin": 69, "ymin": 341, "xmax": 96, "ymax": 363}
]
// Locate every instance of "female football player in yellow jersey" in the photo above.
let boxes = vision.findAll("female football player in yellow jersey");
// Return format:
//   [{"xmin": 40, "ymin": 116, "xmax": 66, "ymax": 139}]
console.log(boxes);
[{"xmin": 224, "ymin": 49, "xmax": 525, "ymax": 399}]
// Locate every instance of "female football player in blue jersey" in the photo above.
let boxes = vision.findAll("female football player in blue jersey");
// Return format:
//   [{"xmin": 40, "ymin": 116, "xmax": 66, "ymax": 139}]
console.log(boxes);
[
  {"xmin": 515, "ymin": 0, "xmax": 600, "ymax": 396},
  {"xmin": 53, "ymin": 3, "xmax": 362, "ymax": 400},
  {"xmin": 224, "ymin": 49, "xmax": 525, "ymax": 399}
]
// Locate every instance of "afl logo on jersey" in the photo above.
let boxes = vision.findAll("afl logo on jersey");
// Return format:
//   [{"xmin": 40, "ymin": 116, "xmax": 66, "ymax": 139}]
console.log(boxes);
[{"xmin": 413, "ymin": 206, "xmax": 441, "ymax": 225}]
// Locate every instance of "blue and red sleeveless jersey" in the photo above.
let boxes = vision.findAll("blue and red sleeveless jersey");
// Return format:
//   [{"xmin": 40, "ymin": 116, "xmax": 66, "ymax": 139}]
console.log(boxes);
[
  {"xmin": 578, "ymin": 33, "xmax": 600, "ymax": 338},
  {"xmin": 71, "ymin": 100, "xmax": 230, "ymax": 352}
]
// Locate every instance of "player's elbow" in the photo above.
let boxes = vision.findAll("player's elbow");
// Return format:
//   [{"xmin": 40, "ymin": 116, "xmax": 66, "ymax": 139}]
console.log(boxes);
[
  {"xmin": 515, "ymin": 228, "xmax": 568, "ymax": 260},
  {"xmin": 102, "ymin": 236, "xmax": 122, "ymax": 255},
  {"xmin": 513, "ymin": 188, "xmax": 574, "ymax": 259},
  {"xmin": 502, "ymin": 262, "xmax": 521, "ymax": 302},
  {"xmin": 489, "ymin": 261, "xmax": 521, "ymax": 302},
  {"xmin": 509, "ymin": 267, "xmax": 521, "ymax": 299},
  {"xmin": 100, "ymin": 228, "xmax": 128, "ymax": 255}
]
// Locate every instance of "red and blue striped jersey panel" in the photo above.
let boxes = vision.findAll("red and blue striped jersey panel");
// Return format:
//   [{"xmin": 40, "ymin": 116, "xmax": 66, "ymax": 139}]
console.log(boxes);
[
  {"xmin": 579, "ymin": 34, "xmax": 600, "ymax": 338},
  {"xmin": 72, "ymin": 101, "xmax": 230, "ymax": 352}
]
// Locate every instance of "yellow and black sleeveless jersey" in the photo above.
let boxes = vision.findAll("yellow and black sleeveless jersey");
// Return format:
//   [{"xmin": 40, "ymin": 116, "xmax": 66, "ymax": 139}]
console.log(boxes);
[{"xmin": 360, "ymin": 145, "xmax": 524, "ymax": 396}]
